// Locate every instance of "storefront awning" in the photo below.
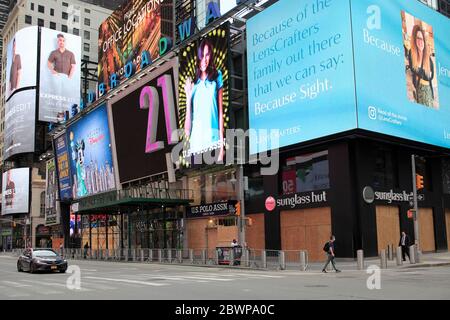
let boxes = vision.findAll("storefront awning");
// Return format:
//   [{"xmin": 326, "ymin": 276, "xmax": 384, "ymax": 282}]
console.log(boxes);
[{"xmin": 74, "ymin": 187, "xmax": 194, "ymax": 214}]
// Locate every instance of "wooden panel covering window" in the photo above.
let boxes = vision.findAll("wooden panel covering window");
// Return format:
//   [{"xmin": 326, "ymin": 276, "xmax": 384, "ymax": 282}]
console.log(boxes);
[
  {"xmin": 280, "ymin": 207, "xmax": 332, "ymax": 262},
  {"xmin": 419, "ymin": 208, "xmax": 436, "ymax": 252},
  {"xmin": 376, "ymin": 206, "xmax": 400, "ymax": 254},
  {"xmin": 245, "ymin": 214, "xmax": 265, "ymax": 250}
]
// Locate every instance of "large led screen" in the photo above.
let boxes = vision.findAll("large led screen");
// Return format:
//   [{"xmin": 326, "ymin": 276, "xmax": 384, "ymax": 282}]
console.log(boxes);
[
  {"xmin": 98, "ymin": 0, "xmax": 161, "ymax": 91},
  {"xmin": 196, "ymin": 0, "xmax": 241, "ymax": 30},
  {"xmin": 247, "ymin": 0, "xmax": 357, "ymax": 154},
  {"xmin": 55, "ymin": 133, "xmax": 73, "ymax": 200},
  {"xmin": 4, "ymin": 89, "xmax": 36, "ymax": 160},
  {"xmin": 5, "ymin": 26, "xmax": 38, "ymax": 100},
  {"xmin": 39, "ymin": 28, "xmax": 81, "ymax": 123},
  {"xmin": 247, "ymin": 0, "xmax": 450, "ymax": 153},
  {"xmin": 1, "ymin": 168, "xmax": 30, "ymax": 215},
  {"xmin": 45, "ymin": 159, "xmax": 59, "ymax": 225},
  {"xmin": 111, "ymin": 62, "xmax": 178, "ymax": 183},
  {"xmin": 178, "ymin": 25, "xmax": 230, "ymax": 165},
  {"xmin": 352, "ymin": 0, "xmax": 450, "ymax": 148},
  {"xmin": 67, "ymin": 104, "xmax": 116, "ymax": 199}
]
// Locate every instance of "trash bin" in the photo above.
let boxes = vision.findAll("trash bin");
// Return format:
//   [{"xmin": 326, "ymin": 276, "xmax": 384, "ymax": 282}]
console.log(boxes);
[{"xmin": 216, "ymin": 246, "xmax": 242, "ymax": 265}]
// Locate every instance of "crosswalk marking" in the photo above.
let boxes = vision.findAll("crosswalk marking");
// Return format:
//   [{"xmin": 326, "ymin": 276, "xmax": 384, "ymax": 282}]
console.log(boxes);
[
  {"xmin": 2, "ymin": 281, "xmax": 33, "ymax": 288},
  {"xmin": 85, "ymin": 276, "xmax": 168, "ymax": 287}
]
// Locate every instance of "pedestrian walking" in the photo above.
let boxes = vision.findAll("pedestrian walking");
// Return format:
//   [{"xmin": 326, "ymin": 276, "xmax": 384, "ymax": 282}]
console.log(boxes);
[
  {"xmin": 399, "ymin": 231, "xmax": 411, "ymax": 262},
  {"xmin": 322, "ymin": 235, "xmax": 341, "ymax": 273},
  {"xmin": 83, "ymin": 242, "xmax": 89, "ymax": 259}
]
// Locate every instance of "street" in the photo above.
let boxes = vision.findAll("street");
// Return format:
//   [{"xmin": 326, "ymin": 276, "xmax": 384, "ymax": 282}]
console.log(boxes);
[{"xmin": 1, "ymin": 255, "xmax": 450, "ymax": 300}]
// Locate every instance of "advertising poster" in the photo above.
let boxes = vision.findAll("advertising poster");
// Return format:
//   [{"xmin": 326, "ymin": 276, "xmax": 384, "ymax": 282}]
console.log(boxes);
[
  {"xmin": 351, "ymin": 0, "xmax": 450, "ymax": 148},
  {"xmin": 178, "ymin": 25, "xmax": 230, "ymax": 165},
  {"xmin": 196, "ymin": 0, "xmax": 240, "ymax": 30},
  {"xmin": 39, "ymin": 28, "xmax": 81, "ymax": 123},
  {"xmin": 55, "ymin": 133, "xmax": 73, "ymax": 200},
  {"xmin": 1, "ymin": 168, "xmax": 30, "ymax": 215},
  {"xmin": 98, "ymin": 0, "xmax": 161, "ymax": 91},
  {"xmin": 67, "ymin": 104, "xmax": 116, "ymax": 199},
  {"xmin": 5, "ymin": 26, "xmax": 38, "ymax": 100},
  {"xmin": 4, "ymin": 89, "xmax": 36, "ymax": 160},
  {"xmin": 247, "ymin": 0, "xmax": 357, "ymax": 154},
  {"xmin": 111, "ymin": 62, "xmax": 178, "ymax": 184},
  {"xmin": 45, "ymin": 159, "xmax": 60, "ymax": 226}
]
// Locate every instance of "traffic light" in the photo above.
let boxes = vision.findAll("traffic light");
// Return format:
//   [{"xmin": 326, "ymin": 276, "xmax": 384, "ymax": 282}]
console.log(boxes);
[
  {"xmin": 235, "ymin": 201, "xmax": 241, "ymax": 217},
  {"xmin": 416, "ymin": 174, "xmax": 424, "ymax": 190}
]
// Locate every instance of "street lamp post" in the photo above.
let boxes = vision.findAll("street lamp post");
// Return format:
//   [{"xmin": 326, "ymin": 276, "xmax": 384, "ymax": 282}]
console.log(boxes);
[{"xmin": 411, "ymin": 155, "xmax": 420, "ymax": 251}]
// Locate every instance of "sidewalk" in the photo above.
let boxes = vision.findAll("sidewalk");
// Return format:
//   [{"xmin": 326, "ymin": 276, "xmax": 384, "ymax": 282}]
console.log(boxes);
[{"xmin": 300, "ymin": 251, "xmax": 450, "ymax": 272}]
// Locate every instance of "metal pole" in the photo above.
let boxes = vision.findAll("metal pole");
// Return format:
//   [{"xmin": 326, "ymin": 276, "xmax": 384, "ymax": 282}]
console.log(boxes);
[
  {"xmin": 411, "ymin": 155, "xmax": 420, "ymax": 251},
  {"xmin": 396, "ymin": 246, "xmax": 403, "ymax": 266},
  {"xmin": 357, "ymin": 250, "xmax": 365, "ymax": 270},
  {"xmin": 380, "ymin": 250, "xmax": 387, "ymax": 269},
  {"xmin": 238, "ymin": 165, "xmax": 246, "ymax": 248}
]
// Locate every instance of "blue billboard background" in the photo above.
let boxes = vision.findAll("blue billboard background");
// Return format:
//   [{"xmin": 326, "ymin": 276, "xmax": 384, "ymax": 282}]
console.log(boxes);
[
  {"xmin": 247, "ymin": 0, "xmax": 357, "ymax": 154},
  {"xmin": 67, "ymin": 104, "xmax": 116, "ymax": 199},
  {"xmin": 352, "ymin": 0, "xmax": 450, "ymax": 148},
  {"xmin": 247, "ymin": 0, "xmax": 450, "ymax": 153},
  {"xmin": 55, "ymin": 133, "xmax": 72, "ymax": 200}
]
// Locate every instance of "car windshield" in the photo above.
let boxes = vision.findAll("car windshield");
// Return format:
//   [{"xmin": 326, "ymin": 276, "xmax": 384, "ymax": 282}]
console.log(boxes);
[{"xmin": 33, "ymin": 250, "xmax": 58, "ymax": 258}]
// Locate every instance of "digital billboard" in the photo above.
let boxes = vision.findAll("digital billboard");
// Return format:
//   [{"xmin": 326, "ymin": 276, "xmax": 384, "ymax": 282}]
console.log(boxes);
[
  {"xmin": 247, "ymin": 0, "xmax": 450, "ymax": 153},
  {"xmin": 178, "ymin": 25, "xmax": 230, "ymax": 165},
  {"xmin": 67, "ymin": 104, "xmax": 116, "ymax": 199},
  {"xmin": 45, "ymin": 159, "xmax": 59, "ymax": 225},
  {"xmin": 352, "ymin": 0, "xmax": 450, "ymax": 148},
  {"xmin": 196, "ymin": 0, "xmax": 241, "ymax": 30},
  {"xmin": 5, "ymin": 26, "xmax": 38, "ymax": 100},
  {"xmin": 98, "ymin": 0, "xmax": 162, "ymax": 91},
  {"xmin": 1, "ymin": 168, "xmax": 30, "ymax": 215},
  {"xmin": 111, "ymin": 60, "xmax": 178, "ymax": 183},
  {"xmin": 55, "ymin": 133, "xmax": 73, "ymax": 200},
  {"xmin": 247, "ymin": 0, "xmax": 357, "ymax": 154},
  {"xmin": 4, "ymin": 89, "xmax": 36, "ymax": 160},
  {"xmin": 39, "ymin": 28, "xmax": 81, "ymax": 123}
]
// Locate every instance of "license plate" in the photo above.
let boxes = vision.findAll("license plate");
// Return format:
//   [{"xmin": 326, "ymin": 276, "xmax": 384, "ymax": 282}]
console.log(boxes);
[{"xmin": 51, "ymin": 266, "xmax": 57, "ymax": 270}]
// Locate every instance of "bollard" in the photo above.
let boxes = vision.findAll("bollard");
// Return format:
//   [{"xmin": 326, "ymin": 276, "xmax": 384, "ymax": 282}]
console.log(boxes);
[
  {"xmin": 177, "ymin": 250, "xmax": 182, "ymax": 264},
  {"xmin": 201, "ymin": 249, "xmax": 207, "ymax": 265},
  {"xmin": 262, "ymin": 250, "xmax": 267, "ymax": 269},
  {"xmin": 244, "ymin": 249, "xmax": 250, "ymax": 268},
  {"xmin": 387, "ymin": 245, "xmax": 393, "ymax": 261},
  {"xmin": 380, "ymin": 250, "xmax": 388, "ymax": 269},
  {"xmin": 396, "ymin": 247, "xmax": 403, "ymax": 266},
  {"xmin": 229, "ymin": 249, "xmax": 235, "ymax": 266},
  {"xmin": 140, "ymin": 249, "xmax": 144, "ymax": 262},
  {"xmin": 300, "ymin": 251, "xmax": 307, "ymax": 271},
  {"xmin": 215, "ymin": 250, "xmax": 220, "ymax": 265},
  {"xmin": 168, "ymin": 250, "xmax": 172, "ymax": 263},
  {"xmin": 158, "ymin": 249, "xmax": 162, "ymax": 263},
  {"xmin": 409, "ymin": 246, "xmax": 416, "ymax": 264},
  {"xmin": 415, "ymin": 245, "xmax": 421, "ymax": 263},
  {"xmin": 148, "ymin": 249, "xmax": 153, "ymax": 262},
  {"xmin": 279, "ymin": 251, "xmax": 286, "ymax": 270},
  {"xmin": 189, "ymin": 249, "xmax": 194, "ymax": 264},
  {"xmin": 357, "ymin": 250, "xmax": 365, "ymax": 270}
]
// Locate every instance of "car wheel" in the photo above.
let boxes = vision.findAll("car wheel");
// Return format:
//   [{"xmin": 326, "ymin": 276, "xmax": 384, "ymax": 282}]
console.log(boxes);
[{"xmin": 17, "ymin": 262, "xmax": 22, "ymax": 272}]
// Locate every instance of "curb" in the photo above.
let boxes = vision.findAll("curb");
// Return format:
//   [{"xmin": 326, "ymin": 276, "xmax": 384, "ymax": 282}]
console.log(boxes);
[{"xmin": 399, "ymin": 262, "xmax": 450, "ymax": 269}]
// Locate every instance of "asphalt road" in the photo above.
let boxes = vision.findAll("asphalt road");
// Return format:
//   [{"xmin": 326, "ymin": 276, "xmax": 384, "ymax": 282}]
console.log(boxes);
[{"xmin": 1, "ymin": 255, "xmax": 450, "ymax": 300}]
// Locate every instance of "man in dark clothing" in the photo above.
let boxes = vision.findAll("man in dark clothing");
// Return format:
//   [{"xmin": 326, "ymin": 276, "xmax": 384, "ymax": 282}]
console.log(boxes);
[
  {"xmin": 399, "ymin": 231, "xmax": 411, "ymax": 262},
  {"xmin": 322, "ymin": 235, "xmax": 341, "ymax": 273}
]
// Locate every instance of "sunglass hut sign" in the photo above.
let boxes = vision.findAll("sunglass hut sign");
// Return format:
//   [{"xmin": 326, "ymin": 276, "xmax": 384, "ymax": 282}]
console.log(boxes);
[{"xmin": 265, "ymin": 190, "xmax": 328, "ymax": 212}]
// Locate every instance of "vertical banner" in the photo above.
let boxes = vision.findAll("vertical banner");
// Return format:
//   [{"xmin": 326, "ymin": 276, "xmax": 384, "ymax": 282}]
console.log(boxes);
[
  {"xmin": 55, "ymin": 133, "xmax": 73, "ymax": 200},
  {"xmin": 45, "ymin": 159, "xmax": 60, "ymax": 226}
]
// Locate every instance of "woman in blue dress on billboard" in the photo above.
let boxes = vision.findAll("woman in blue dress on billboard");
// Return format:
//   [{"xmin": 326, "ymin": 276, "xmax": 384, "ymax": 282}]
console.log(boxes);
[
  {"xmin": 184, "ymin": 38, "xmax": 224, "ymax": 161},
  {"xmin": 407, "ymin": 25, "xmax": 435, "ymax": 108}
]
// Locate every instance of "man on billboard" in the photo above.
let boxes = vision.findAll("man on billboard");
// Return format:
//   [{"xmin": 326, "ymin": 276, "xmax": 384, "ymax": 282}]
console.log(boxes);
[
  {"xmin": 183, "ymin": 38, "xmax": 224, "ymax": 161},
  {"xmin": 9, "ymin": 38, "xmax": 22, "ymax": 93},
  {"xmin": 47, "ymin": 34, "xmax": 76, "ymax": 79},
  {"xmin": 4, "ymin": 171, "xmax": 16, "ymax": 208}
]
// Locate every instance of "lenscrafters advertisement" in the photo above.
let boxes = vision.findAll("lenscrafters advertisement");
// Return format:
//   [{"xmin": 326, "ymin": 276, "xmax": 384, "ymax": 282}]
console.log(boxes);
[
  {"xmin": 5, "ymin": 26, "xmax": 38, "ymax": 100},
  {"xmin": 98, "ymin": 0, "xmax": 161, "ymax": 91},
  {"xmin": 39, "ymin": 28, "xmax": 81, "ymax": 123},
  {"xmin": 4, "ymin": 90, "xmax": 36, "ymax": 160},
  {"xmin": 1, "ymin": 168, "xmax": 30, "ymax": 215}
]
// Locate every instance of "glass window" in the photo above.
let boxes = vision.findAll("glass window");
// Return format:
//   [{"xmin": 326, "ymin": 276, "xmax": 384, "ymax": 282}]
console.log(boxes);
[
  {"xmin": 73, "ymin": 15, "xmax": 79, "ymax": 23},
  {"xmin": 62, "ymin": 25, "xmax": 68, "ymax": 32},
  {"xmin": 50, "ymin": 22, "xmax": 56, "ymax": 30},
  {"xmin": 281, "ymin": 151, "xmax": 330, "ymax": 195},
  {"xmin": 84, "ymin": 8, "xmax": 91, "ymax": 14},
  {"xmin": 25, "ymin": 15, "xmax": 32, "ymax": 24},
  {"xmin": 245, "ymin": 167, "xmax": 264, "ymax": 201},
  {"xmin": 83, "ymin": 42, "xmax": 90, "ymax": 52},
  {"xmin": 188, "ymin": 170, "xmax": 238, "ymax": 205},
  {"xmin": 62, "ymin": 12, "xmax": 68, "ymax": 20},
  {"xmin": 33, "ymin": 250, "xmax": 57, "ymax": 258},
  {"xmin": 84, "ymin": 30, "xmax": 90, "ymax": 40},
  {"xmin": 372, "ymin": 145, "xmax": 398, "ymax": 189},
  {"xmin": 38, "ymin": 18, "xmax": 44, "ymax": 27},
  {"xmin": 50, "ymin": 8, "xmax": 54, "ymax": 16},
  {"xmin": 84, "ymin": 18, "xmax": 90, "ymax": 26},
  {"xmin": 62, "ymin": 2, "xmax": 69, "ymax": 7},
  {"xmin": 73, "ymin": 28, "xmax": 79, "ymax": 36},
  {"xmin": 30, "ymin": 3, "xmax": 34, "ymax": 10},
  {"xmin": 38, "ymin": 5, "xmax": 44, "ymax": 13}
]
